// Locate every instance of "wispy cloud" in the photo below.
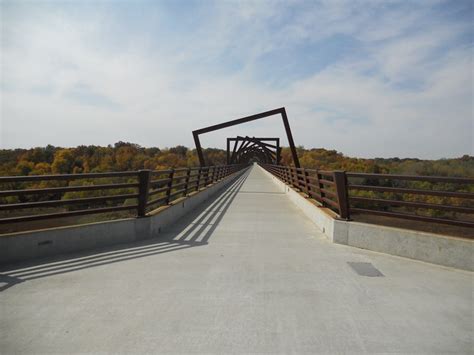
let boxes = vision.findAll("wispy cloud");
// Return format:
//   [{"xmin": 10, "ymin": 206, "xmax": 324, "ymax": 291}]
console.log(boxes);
[{"xmin": 1, "ymin": 0, "xmax": 472, "ymax": 158}]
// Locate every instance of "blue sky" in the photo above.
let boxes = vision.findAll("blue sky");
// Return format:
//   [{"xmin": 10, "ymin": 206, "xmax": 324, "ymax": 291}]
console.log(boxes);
[{"xmin": 1, "ymin": 0, "xmax": 472, "ymax": 158}]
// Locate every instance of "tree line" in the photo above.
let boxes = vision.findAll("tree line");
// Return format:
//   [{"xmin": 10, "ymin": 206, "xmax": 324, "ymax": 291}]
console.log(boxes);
[
  {"xmin": 0, "ymin": 143, "xmax": 472, "ymax": 230},
  {"xmin": 0, "ymin": 142, "xmax": 226, "ymax": 176},
  {"xmin": 1, "ymin": 142, "xmax": 472, "ymax": 177}
]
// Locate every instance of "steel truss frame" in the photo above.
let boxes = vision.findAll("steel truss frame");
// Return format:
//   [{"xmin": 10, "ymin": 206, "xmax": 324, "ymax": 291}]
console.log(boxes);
[{"xmin": 192, "ymin": 107, "xmax": 300, "ymax": 167}]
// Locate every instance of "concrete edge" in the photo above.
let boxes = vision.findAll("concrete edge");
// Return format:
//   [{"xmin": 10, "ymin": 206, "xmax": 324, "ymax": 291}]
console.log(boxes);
[
  {"xmin": 0, "ymin": 168, "xmax": 249, "ymax": 265},
  {"xmin": 258, "ymin": 165, "xmax": 474, "ymax": 271}
]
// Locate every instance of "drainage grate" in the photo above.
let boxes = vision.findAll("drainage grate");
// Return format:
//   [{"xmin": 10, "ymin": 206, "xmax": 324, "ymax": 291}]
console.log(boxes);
[{"xmin": 347, "ymin": 262, "xmax": 384, "ymax": 277}]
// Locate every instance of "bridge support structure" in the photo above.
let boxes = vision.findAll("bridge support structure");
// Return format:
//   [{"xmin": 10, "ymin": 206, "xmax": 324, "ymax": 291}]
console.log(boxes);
[
  {"xmin": 192, "ymin": 107, "xmax": 300, "ymax": 168},
  {"xmin": 226, "ymin": 136, "xmax": 281, "ymax": 165}
]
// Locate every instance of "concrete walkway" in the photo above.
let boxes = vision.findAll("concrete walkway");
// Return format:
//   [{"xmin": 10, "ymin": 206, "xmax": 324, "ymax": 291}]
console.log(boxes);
[{"xmin": 1, "ymin": 165, "xmax": 472, "ymax": 354}]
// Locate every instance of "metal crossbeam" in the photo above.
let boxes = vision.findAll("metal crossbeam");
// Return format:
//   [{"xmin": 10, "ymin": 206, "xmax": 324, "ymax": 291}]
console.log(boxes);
[
  {"xmin": 227, "ymin": 137, "xmax": 280, "ymax": 165},
  {"xmin": 192, "ymin": 107, "xmax": 300, "ymax": 167}
]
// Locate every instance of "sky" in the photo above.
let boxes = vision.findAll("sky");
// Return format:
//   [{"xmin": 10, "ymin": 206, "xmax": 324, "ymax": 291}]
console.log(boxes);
[{"xmin": 0, "ymin": 0, "xmax": 472, "ymax": 159}]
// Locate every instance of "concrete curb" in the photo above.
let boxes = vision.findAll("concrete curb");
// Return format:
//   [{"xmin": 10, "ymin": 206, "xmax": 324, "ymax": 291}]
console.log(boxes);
[
  {"xmin": 0, "ymin": 168, "xmax": 249, "ymax": 265},
  {"xmin": 259, "ymin": 165, "xmax": 473, "ymax": 271}
]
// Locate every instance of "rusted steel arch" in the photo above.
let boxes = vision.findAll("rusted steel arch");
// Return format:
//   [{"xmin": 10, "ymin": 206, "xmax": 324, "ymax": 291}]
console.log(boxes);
[
  {"xmin": 237, "ymin": 145, "xmax": 273, "ymax": 164},
  {"xmin": 237, "ymin": 146, "xmax": 271, "ymax": 164},
  {"xmin": 234, "ymin": 136, "xmax": 279, "ymax": 149},
  {"xmin": 233, "ymin": 140, "xmax": 275, "ymax": 164},
  {"xmin": 192, "ymin": 107, "xmax": 300, "ymax": 167},
  {"xmin": 244, "ymin": 137, "xmax": 280, "ymax": 160},
  {"xmin": 243, "ymin": 138, "xmax": 279, "ymax": 163},
  {"xmin": 227, "ymin": 137, "xmax": 280, "ymax": 165},
  {"xmin": 238, "ymin": 141, "xmax": 278, "ymax": 164},
  {"xmin": 229, "ymin": 139, "xmax": 273, "ymax": 164},
  {"xmin": 227, "ymin": 137, "xmax": 278, "ymax": 164},
  {"xmin": 235, "ymin": 137, "xmax": 279, "ymax": 157},
  {"xmin": 240, "ymin": 147, "xmax": 273, "ymax": 164},
  {"xmin": 237, "ymin": 144, "xmax": 275, "ymax": 164}
]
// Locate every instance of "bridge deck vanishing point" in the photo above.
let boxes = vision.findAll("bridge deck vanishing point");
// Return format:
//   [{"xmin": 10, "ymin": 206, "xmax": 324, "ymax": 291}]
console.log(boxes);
[{"xmin": 1, "ymin": 165, "xmax": 472, "ymax": 354}]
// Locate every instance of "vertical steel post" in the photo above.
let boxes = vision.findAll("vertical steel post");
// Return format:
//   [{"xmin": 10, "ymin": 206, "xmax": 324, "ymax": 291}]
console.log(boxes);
[
  {"xmin": 302, "ymin": 168, "xmax": 309, "ymax": 196},
  {"xmin": 137, "ymin": 170, "xmax": 151, "ymax": 217},
  {"xmin": 280, "ymin": 108, "xmax": 300, "ymax": 168},
  {"xmin": 211, "ymin": 166, "xmax": 216, "ymax": 183},
  {"xmin": 196, "ymin": 167, "xmax": 202, "ymax": 191},
  {"xmin": 165, "ymin": 169, "xmax": 174, "ymax": 204},
  {"xmin": 292, "ymin": 168, "xmax": 299, "ymax": 190},
  {"xmin": 276, "ymin": 138, "xmax": 280, "ymax": 165},
  {"xmin": 184, "ymin": 168, "xmax": 191, "ymax": 196},
  {"xmin": 333, "ymin": 171, "xmax": 350, "ymax": 219},
  {"xmin": 193, "ymin": 132, "xmax": 205, "ymax": 167},
  {"xmin": 316, "ymin": 171, "xmax": 325, "ymax": 206},
  {"xmin": 204, "ymin": 167, "xmax": 210, "ymax": 186}
]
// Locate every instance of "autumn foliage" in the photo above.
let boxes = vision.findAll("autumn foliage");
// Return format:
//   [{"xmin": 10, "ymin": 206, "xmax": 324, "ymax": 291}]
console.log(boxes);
[
  {"xmin": 1, "ymin": 142, "xmax": 472, "ymax": 177},
  {"xmin": 0, "ymin": 142, "xmax": 227, "ymax": 176},
  {"xmin": 0, "ymin": 143, "xmax": 472, "ymax": 235}
]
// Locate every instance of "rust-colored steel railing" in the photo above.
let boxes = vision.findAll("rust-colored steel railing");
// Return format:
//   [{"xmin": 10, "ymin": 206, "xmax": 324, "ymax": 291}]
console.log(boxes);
[
  {"xmin": 346, "ymin": 172, "xmax": 474, "ymax": 228},
  {"xmin": 0, "ymin": 164, "xmax": 247, "ymax": 226},
  {"xmin": 261, "ymin": 164, "xmax": 346, "ymax": 218},
  {"xmin": 261, "ymin": 164, "xmax": 474, "ymax": 228}
]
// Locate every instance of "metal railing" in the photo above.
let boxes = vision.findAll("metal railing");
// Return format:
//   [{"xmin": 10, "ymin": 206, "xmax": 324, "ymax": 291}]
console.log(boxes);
[
  {"xmin": 0, "ymin": 164, "xmax": 247, "ymax": 225},
  {"xmin": 261, "ymin": 164, "xmax": 474, "ymax": 229}
]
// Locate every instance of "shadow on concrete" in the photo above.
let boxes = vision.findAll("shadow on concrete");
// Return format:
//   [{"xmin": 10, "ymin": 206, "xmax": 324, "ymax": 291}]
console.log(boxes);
[
  {"xmin": 0, "ymin": 169, "xmax": 251, "ymax": 292},
  {"xmin": 237, "ymin": 191, "xmax": 284, "ymax": 194}
]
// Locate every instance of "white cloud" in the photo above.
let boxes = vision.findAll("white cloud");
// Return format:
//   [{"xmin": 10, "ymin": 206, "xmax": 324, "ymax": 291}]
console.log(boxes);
[{"xmin": 1, "ymin": 0, "xmax": 472, "ymax": 158}]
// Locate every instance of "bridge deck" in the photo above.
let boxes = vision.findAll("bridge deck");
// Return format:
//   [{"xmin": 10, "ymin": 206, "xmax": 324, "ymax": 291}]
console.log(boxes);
[{"xmin": 1, "ymin": 165, "xmax": 472, "ymax": 353}]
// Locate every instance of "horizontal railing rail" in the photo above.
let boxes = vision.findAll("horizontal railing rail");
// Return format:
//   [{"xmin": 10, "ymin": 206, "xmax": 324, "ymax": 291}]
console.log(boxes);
[
  {"xmin": 261, "ymin": 164, "xmax": 474, "ymax": 229},
  {"xmin": 0, "ymin": 164, "xmax": 247, "ymax": 226}
]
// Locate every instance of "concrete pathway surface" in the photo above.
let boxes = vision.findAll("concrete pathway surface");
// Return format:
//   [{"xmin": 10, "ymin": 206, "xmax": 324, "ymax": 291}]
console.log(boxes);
[{"xmin": 1, "ymin": 165, "xmax": 472, "ymax": 354}]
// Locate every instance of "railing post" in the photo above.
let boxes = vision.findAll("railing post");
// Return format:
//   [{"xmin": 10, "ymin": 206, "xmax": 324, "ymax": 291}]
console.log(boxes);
[
  {"xmin": 333, "ymin": 170, "xmax": 350, "ymax": 220},
  {"xmin": 137, "ymin": 169, "xmax": 151, "ymax": 217},
  {"xmin": 204, "ymin": 167, "xmax": 210, "ymax": 186},
  {"xmin": 295, "ymin": 168, "xmax": 301, "ymax": 191},
  {"xmin": 211, "ymin": 166, "xmax": 216, "ymax": 183},
  {"xmin": 196, "ymin": 167, "xmax": 202, "ymax": 191},
  {"xmin": 165, "ymin": 169, "xmax": 174, "ymax": 204},
  {"xmin": 206, "ymin": 166, "xmax": 214, "ymax": 186},
  {"xmin": 316, "ymin": 171, "xmax": 325, "ymax": 207},
  {"xmin": 184, "ymin": 168, "xmax": 191, "ymax": 196},
  {"xmin": 291, "ymin": 167, "xmax": 298, "ymax": 189},
  {"xmin": 303, "ymin": 168, "xmax": 310, "ymax": 196}
]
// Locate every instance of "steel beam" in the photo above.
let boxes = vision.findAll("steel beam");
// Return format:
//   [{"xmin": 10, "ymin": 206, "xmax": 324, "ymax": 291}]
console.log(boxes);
[{"xmin": 192, "ymin": 107, "xmax": 300, "ymax": 167}]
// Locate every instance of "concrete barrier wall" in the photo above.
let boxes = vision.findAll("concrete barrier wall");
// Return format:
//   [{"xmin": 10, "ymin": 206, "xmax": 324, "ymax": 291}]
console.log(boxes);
[
  {"xmin": 0, "ymin": 169, "xmax": 249, "ymax": 265},
  {"xmin": 341, "ymin": 221, "xmax": 473, "ymax": 271},
  {"xmin": 260, "ymin": 165, "xmax": 473, "ymax": 271}
]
